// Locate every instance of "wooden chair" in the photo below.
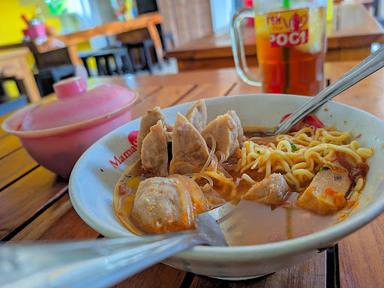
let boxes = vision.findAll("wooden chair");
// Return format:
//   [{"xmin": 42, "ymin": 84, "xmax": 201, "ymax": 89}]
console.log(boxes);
[
  {"xmin": 117, "ymin": 27, "xmax": 174, "ymax": 74},
  {"xmin": 26, "ymin": 42, "xmax": 75, "ymax": 96},
  {"xmin": 79, "ymin": 46, "xmax": 134, "ymax": 77},
  {"xmin": 117, "ymin": 0, "xmax": 174, "ymax": 73}
]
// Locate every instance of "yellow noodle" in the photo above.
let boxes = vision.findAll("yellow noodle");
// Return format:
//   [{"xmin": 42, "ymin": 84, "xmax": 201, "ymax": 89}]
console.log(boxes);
[
  {"xmin": 241, "ymin": 173, "xmax": 256, "ymax": 184},
  {"xmin": 357, "ymin": 148, "xmax": 373, "ymax": 158},
  {"xmin": 239, "ymin": 126, "xmax": 373, "ymax": 193}
]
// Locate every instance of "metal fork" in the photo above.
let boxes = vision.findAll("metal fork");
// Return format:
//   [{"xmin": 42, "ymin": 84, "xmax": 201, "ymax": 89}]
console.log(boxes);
[{"xmin": 0, "ymin": 206, "xmax": 228, "ymax": 288}]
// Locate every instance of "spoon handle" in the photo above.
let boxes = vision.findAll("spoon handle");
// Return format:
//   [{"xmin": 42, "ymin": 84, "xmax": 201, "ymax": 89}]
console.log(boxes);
[
  {"xmin": 0, "ymin": 233, "xmax": 202, "ymax": 288},
  {"xmin": 275, "ymin": 46, "xmax": 384, "ymax": 135}
]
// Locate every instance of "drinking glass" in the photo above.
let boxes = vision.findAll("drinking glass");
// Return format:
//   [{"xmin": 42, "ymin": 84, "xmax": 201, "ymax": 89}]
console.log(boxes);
[{"xmin": 231, "ymin": 0, "xmax": 327, "ymax": 95}]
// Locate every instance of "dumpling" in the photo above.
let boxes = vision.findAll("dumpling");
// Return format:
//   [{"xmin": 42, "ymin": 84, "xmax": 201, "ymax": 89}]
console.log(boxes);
[
  {"xmin": 137, "ymin": 107, "xmax": 164, "ymax": 153},
  {"xmin": 202, "ymin": 112, "xmax": 240, "ymax": 161},
  {"xmin": 170, "ymin": 113, "xmax": 210, "ymax": 174},
  {"xmin": 141, "ymin": 120, "xmax": 168, "ymax": 177},
  {"xmin": 186, "ymin": 100, "xmax": 207, "ymax": 132},
  {"xmin": 227, "ymin": 110, "xmax": 244, "ymax": 145},
  {"xmin": 242, "ymin": 173, "xmax": 290, "ymax": 205},
  {"xmin": 131, "ymin": 175, "xmax": 209, "ymax": 234},
  {"xmin": 296, "ymin": 169, "xmax": 351, "ymax": 215}
]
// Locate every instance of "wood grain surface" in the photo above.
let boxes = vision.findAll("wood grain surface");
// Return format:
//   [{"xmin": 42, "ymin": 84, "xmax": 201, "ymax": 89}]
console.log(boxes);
[{"xmin": 1, "ymin": 61, "xmax": 384, "ymax": 287}]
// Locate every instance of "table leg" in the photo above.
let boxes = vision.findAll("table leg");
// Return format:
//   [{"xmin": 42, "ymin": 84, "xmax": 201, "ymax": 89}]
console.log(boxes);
[
  {"xmin": 114, "ymin": 52, "xmax": 124, "ymax": 75},
  {"xmin": 67, "ymin": 45, "xmax": 82, "ymax": 65},
  {"xmin": 95, "ymin": 56, "xmax": 105, "ymax": 76},
  {"xmin": 81, "ymin": 57, "xmax": 91, "ymax": 77},
  {"xmin": 19, "ymin": 58, "xmax": 41, "ymax": 103},
  {"xmin": 147, "ymin": 23, "xmax": 164, "ymax": 64},
  {"xmin": 105, "ymin": 56, "xmax": 114, "ymax": 76}
]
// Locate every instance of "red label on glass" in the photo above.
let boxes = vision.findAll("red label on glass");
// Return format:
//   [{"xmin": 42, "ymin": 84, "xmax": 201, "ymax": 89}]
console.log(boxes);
[{"xmin": 266, "ymin": 8, "xmax": 309, "ymax": 47}]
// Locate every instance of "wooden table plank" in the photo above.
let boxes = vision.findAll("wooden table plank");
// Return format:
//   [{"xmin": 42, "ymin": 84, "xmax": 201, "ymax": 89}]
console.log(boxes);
[
  {"xmin": 87, "ymin": 79, "xmax": 162, "ymax": 99},
  {"xmin": 179, "ymin": 82, "xmax": 236, "ymax": 103},
  {"xmin": 262, "ymin": 253, "xmax": 326, "ymax": 288},
  {"xmin": 226, "ymin": 82, "xmax": 262, "ymax": 96},
  {"xmin": 190, "ymin": 253, "xmax": 325, "ymax": 288},
  {"xmin": 0, "ymin": 134, "xmax": 22, "ymax": 159},
  {"xmin": 0, "ymin": 112, "xmax": 11, "ymax": 138},
  {"xmin": 0, "ymin": 148, "xmax": 38, "ymax": 190},
  {"xmin": 339, "ymin": 214, "xmax": 384, "ymax": 288},
  {"xmin": 115, "ymin": 264, "xmax": 186, "ymax": 288},
  {"xmin": 120, "ymin": 69, "xmax": 239, "ymax": 87},
  {"xmin": 11, "ymin": 194, "xmax": 72, "ymax": 241},
  {"xmin": 38, "ymin": 208, "xmax": 99, "ymax": 240},
  {"xmin": 0, "ymin": 167, "xmax": 67, "ymax": 240}
]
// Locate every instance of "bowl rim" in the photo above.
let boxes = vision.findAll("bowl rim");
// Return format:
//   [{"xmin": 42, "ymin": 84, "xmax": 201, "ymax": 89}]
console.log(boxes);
[
  {"xmin": 69, "ymin": 93, "xmax": 384, "ymax": 261},
  {"xmin": 1, "ymin": 92, "xmax": 138, "ymax": 138}
]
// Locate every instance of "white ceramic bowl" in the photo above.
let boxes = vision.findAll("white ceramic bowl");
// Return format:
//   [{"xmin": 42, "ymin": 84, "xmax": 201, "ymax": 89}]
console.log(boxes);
[{"xmin": 69, "ymin": 94, "xmax": 384, "ymax": 279}]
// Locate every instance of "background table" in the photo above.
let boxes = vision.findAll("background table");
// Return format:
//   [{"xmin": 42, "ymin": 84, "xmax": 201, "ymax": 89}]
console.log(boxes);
[
  {"xmin": 1, "ymin": 61, "xmax": 384, "ymax": 287},
  {"xmin": 0, "ymin": 48, "xmax": 41, "ymax": 102},
  {"xmin": 57, "ymin": 12, "xmax": 163, "ymax": 65},
  {"xmin": 167, "ymin": 3, "xmax": 384, "ymax": 71}
]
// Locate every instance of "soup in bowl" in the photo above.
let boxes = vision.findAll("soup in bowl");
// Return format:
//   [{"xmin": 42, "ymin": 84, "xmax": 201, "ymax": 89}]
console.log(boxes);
[{"xmin": 69, "ymin": 94, "xmax": 384, "ymax": 279}]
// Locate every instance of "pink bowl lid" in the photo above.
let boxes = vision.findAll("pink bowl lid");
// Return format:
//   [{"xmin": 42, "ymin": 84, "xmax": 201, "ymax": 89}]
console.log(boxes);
[{"xmin": 20, "ymin": 77, "xmax": 137, "ymax": 131}]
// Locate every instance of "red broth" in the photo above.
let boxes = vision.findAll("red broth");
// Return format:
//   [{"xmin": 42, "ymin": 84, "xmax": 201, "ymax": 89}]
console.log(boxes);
[{"xmin": 220, "ymin": 200, "xmax": 335, "ymax": 246}]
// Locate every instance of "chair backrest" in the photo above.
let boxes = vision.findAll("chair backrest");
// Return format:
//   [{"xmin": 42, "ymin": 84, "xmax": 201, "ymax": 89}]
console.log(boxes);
[
  {"xmin": 26, "ymin": 42, "xmax": 72, "ymax": 70},
  {"xmin": 137, "ymin": 0, "xmax": 158, "ymax": 15}
]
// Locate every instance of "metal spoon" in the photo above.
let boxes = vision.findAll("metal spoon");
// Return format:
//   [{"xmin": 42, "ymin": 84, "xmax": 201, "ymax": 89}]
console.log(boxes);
[
  {"xmin": 0, "ymin": 205, "xmax": 229, "ymax": 288},
  {"xmin": 256, "ymin": 46, "xmax": 384, "ymax": 137}
]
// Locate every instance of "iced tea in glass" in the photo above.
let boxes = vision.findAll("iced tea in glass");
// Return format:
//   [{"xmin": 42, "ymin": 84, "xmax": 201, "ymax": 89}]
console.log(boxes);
[{"xmin": 231, "ymin": 0, "xmax": 327, "ymax": 96}]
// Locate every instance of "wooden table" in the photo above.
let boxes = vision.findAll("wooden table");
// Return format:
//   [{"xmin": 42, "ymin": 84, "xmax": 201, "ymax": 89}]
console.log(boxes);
[
  {"xmin": 0, "ymin": 48, "xmax": 41, "ymax": 103},
  {"xmin": 167, "ymin": 3, "xmax": 384, "ymax": 71},
  {"xmin": 57, "ymin": 12, "xmax": 163, "ymax": 65},
  {"xmin": 1, "ymin": 61, "xmax": 384, "ymax": 287}
]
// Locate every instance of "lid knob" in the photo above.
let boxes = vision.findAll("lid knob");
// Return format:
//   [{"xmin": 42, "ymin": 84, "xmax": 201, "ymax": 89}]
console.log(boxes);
[{"xmin": 53, "ymin": 77, "xmax": 87, "ymax": 99}]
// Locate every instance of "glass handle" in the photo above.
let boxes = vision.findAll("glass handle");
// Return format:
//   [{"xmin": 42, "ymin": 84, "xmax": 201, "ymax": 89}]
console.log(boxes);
[{"xmin": 230, "ymin": 8, "xmax": 261, "ymax": 86}]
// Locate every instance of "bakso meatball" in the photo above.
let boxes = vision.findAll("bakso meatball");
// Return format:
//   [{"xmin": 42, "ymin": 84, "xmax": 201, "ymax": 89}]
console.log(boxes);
[
  {"xmin": 131, "ymin": 175, "xmax": 209, "ymax": 234},
  {"xmin": 242, "ymin": 173, "xmax": 290, "ymax": 205}
]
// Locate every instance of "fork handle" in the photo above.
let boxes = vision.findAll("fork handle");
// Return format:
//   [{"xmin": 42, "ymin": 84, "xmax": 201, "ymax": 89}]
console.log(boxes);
[
  {"xmin": 0, "ymin": 232, "xmax": 202, "ymax": 288},
  {"xmin": 275, "ymin": 46, "xmax": 384, "ymax": 134}
]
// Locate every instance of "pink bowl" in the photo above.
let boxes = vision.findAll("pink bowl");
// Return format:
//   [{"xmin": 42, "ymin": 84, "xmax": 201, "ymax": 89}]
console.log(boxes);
[{"xmin": 2, "ymin": 84, "xmax": 137, "ymax": 178}]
